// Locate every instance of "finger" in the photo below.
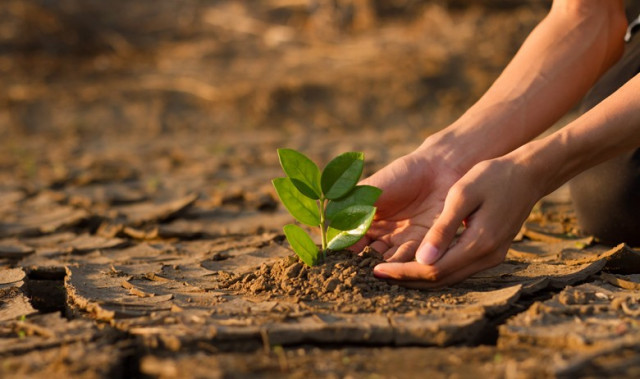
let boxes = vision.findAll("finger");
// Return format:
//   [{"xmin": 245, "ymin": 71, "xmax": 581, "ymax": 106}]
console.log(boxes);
[
  {"xmin": 348, "ymin": 236, "xmax": 371, "ymax": 253},
  {"xmin": 349, "ymin": 219, "xmax": 398, "ymax": 253},
  {"xmin": 373, "ymin": 246, "xmax": 506, "ymax": 288},
  {"xmin": 419, "ymin": 224, "xmax": 490, "ymax": 280},
  {"xmin": 369, "ymin": 240, "xmax": 391, "ymax": 256},
  {"xmin": 382, "ymin": 244, "xmax": 400, "ymax": 261},
  {"xmin": 403, "ymin": 250, "xmax": 505, "ymax": 289},
  {"xmin": 379, "ymin": 256, "xmax": 497, "ymax": 289},
  {"xmin": 373, "ymin": 261, "xmax": 437, "ymax": 281},
  {"xmin": 416, "ymin": 185, "xmax": 480, "ymax": 265},
  {"xmin": 386, "ymin": 240, "xmax": 420, "ymax": 262},
  {"xmin": 428, "ymin": 213, "xmax": 513, "ymax": 280},
  {"xmin": 376, "ymin": 219, "xmax": 506, "ymax": 280}
]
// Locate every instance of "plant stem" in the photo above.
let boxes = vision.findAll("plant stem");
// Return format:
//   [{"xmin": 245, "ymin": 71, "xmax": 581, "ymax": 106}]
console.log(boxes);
[{"xmin": 318, "ymin": 197, "xmax": 328, "ymax": 257}]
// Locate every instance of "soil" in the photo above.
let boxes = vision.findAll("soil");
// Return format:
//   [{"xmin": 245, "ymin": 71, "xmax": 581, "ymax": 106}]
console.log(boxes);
[
  {"xmin": 2, "ymin": 1, "xmax": 640, "ymax": 378},
  {"xmin": 219, "ymin": 248, "xmax": 463, "ymax": 314}
]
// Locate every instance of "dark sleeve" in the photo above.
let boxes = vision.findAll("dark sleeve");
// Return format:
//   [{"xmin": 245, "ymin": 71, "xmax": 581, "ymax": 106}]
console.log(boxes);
[{"xmin": 580, "ymin": 24, "xmax": 640, "ymax": 113}]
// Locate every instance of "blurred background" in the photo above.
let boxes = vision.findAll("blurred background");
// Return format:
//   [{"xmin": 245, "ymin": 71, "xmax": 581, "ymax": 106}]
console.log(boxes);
[
  {"xmin": 1, "ymin": 0, "xmax": 637, "ymax": 205},
  {"xmin": 1, "ymin": 1, "xmax": 555, "ymax": 138}
]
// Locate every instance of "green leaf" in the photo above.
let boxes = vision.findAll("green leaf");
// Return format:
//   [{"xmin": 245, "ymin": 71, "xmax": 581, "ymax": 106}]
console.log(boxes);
[
  {"xmin": 329, "ymin": 204, "xmax": 376, "ymax": 231},
  {"xmin": 325, "ymin": 185, "xmax": 382, "ymax": 221},
  {"xmin": 321, "ymin": 152, "xmax": 364, "ymax": 200},
  {"xmin": 283, "ymin": 224, "xmax": 319, "ymax": 266},
  {"xmin": 272, "ymin": 178, "xmax": 321, "ymax": 226},
  {"xmin": 277, "ymin": 148, "xmax": 322, "ymax": 199},
  {"xmin": 327, "ymin": 207, "xmax": 375, "ymax": 251}
]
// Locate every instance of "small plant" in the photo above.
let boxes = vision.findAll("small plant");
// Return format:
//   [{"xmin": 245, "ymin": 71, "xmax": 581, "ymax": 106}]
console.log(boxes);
[{"xmin": 272, "ymin": 149, "xmax": 382, "ymax": 266}]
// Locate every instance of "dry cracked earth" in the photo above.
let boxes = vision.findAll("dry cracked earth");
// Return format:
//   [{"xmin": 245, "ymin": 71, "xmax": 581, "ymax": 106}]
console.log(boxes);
[
  {"xmin": 2, "ymin": 130, "xmax": 640, "ymax": 378},
  {"xmin": 2, "ymin": 0, "xmax": 640, "ymax": 378}
]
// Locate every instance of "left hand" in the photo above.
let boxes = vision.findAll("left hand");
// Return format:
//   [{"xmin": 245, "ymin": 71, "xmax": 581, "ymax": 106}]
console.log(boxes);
[{"xmin": 372, "ymin": 156, "xmax": 545, "ymax": 288}]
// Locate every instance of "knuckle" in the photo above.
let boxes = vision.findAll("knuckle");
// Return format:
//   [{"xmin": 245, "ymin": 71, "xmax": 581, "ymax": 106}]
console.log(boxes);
[
  {"xmin": 475, "ymin": 160, "xmax": 492, "ymax": 170},
  {"xmin": 449, "ymin": 183, "xmax": 470, "ymax": 202},
  {"xmin": 479, "ymin": 159, "xmax": 499, "ymax": 171}
]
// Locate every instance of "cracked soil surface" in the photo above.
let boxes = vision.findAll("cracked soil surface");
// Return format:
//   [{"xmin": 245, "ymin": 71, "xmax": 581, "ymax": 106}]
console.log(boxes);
[{"xmin": 1, "ymin": 1, "xmax": 640, "ymax": 377}]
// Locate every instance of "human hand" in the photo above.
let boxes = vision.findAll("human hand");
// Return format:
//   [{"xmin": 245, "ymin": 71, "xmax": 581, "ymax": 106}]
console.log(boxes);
[
  {"xmin": 371, "ymin": 155, "xmax": 545, "ymax": 288},
  {"xmin": 350, "ymin": 147, "xmax": 464, "ymax": 263}
]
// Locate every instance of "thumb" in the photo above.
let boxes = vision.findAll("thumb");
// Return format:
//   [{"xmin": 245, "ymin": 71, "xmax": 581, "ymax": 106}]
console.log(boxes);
[{"xmin": 416, "ymin": 186, "xmax": 478, "ymax": 265}]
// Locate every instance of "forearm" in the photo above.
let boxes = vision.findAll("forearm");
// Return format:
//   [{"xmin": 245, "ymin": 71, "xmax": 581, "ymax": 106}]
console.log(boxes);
[
  {"xmin": 421, "ymin": 0, "xmax": 626, "ymax": 174},
  {"xmin": 515, "ymin": 73, "xmax": 640, "ymax": 196}
]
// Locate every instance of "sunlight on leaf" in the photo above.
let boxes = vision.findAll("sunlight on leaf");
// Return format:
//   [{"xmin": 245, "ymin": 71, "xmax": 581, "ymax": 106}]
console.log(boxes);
[{"xmin": 321, "ymin": 152, "xmax": 364, "ymax": 200}]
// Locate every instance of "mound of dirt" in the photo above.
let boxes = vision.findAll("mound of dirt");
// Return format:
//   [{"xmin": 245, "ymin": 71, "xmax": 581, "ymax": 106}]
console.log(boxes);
[{"xmin": 220, "ymin": 247, "xmax": 455, "ymax": 314}]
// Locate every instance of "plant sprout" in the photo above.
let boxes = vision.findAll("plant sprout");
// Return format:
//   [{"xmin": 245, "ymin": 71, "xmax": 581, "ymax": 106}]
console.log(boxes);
[{"xmin": 272, "ymin": 149, "xmax": 381, "ymax": 266}]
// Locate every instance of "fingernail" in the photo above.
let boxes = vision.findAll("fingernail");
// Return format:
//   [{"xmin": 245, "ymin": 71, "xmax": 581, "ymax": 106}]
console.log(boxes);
[
  {"xmin": 416, "ymin": 243, "xmax": 439, "ymax": 265},
  {"xmin": 373, "ymin": 265, "xmax": 391, "ymax": 279}
]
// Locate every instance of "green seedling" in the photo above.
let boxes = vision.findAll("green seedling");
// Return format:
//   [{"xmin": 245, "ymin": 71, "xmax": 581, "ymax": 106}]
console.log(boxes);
[{"xmin": 273, "ymin": 149, "xmax": 382, "ymax": 266}]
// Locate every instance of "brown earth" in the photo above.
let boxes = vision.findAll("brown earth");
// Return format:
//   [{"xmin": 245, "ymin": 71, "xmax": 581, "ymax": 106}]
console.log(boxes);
[{"xmin": 2, "ymin": 1, "xmax": 640, "ymax": 378}]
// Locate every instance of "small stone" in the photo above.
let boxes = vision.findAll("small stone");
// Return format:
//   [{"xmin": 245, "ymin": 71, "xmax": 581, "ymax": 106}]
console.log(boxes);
[
  {"xmin": 358, "ymin": 258, "xmax": 372, "ymax": 268},
  {"xmin": 242, "ymin": 273, "xmax": 257, "ymax": 283},
  {"xmin": 324, "ymin": 278, "xmax": 340, "ymax": 293},
  {"xmin": 284, "ymin": 262, "xmax": 303, "ymax": 278}
]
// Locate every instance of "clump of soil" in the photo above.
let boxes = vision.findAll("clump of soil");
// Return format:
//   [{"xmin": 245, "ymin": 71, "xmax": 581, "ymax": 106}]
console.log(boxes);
[{"xmin": 220, "ymin": 247, "xmax": 454, "ymax": 314}]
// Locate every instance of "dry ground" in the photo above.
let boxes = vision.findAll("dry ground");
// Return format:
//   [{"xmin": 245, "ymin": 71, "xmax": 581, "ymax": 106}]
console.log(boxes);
[{"xmin": 1, "ymin": 1, "xmax": 640, "ymax": 377}]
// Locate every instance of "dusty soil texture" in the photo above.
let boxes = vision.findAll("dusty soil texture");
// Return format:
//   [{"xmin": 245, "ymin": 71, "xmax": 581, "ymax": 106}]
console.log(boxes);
[{"xmin": 2, "ymin": 0, "xmax": 640, "ymax": 378}]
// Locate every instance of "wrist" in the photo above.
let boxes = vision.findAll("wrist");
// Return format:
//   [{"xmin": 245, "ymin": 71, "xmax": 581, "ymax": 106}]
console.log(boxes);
[
  {"xmin": 505, "ymin": 135, "xmax": 570, "ymax": 198},
  {"xmin": 416, "ymin": 122, "xmax": 498, "ymax": 176}
]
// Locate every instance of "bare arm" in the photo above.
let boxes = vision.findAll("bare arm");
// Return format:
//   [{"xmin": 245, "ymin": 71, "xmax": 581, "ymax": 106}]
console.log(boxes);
[
  {"xmin": 386, "ymin": 72, "xmax": 640, "ymax": 288},
  {"xmin": 358, "ymin": 0, "xmax": 631, "ymax": 284},
  {"xmin": 525, "ymin": 73, "xmax": 640, "ymax": 195},
  {"xmin": 422, "ymin": 0, "xmax": 627, "ymax": 174}
]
